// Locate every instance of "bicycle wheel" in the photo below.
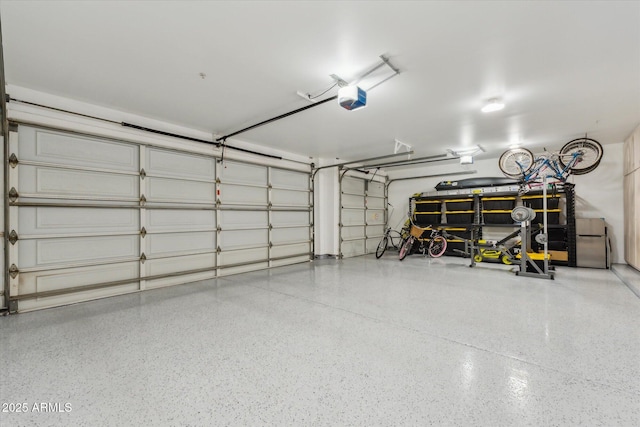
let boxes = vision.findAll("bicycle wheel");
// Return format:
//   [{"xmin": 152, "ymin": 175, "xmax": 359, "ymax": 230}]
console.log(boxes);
[
  {"xmin": 558, "ymin": 137, "xmax": 603, "ymax": 175},
  {"xmin": 428, "ymin": 236, "xmax": 447, "ymax": 258},
  {"xmin": 498, "ymin": 148, "xmax": 534, "ymax": 178},
  {"xmin": 375, "ymin": 236, "xmax": 388, "ymax": 259},
  {"xmin": 399, "ymin": 237, "xmax": 414, "ymax": 261}
]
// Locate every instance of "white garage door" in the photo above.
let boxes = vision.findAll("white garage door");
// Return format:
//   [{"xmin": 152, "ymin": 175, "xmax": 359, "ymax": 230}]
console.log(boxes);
[
  {"xmin": 339, "ymin": 174, "xmax": 386, "ymax": 258},
  {"xmin": 6, "ymin": 125, "xmax": 311, "ymax": 312}
]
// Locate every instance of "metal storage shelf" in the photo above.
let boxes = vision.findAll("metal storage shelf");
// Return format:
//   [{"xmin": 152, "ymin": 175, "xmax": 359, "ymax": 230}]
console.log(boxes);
[{"xmin": 410, "ymin": 182, "xmax": 575, "ymax": 266}]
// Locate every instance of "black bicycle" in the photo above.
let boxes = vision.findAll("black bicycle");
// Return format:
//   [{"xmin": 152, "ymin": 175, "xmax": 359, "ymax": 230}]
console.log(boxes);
[{"xmin": 375, "ymin": 226, "xmax": 407, "ymax": 258}]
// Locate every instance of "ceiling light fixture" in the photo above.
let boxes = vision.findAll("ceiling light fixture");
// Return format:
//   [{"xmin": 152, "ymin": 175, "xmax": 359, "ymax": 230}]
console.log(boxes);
[
  {"xmin": 481, "ymin": 98, "xmax": 505, "ymax": 113},
  {"xmin": 448, "ymin": 145, "xmax": 485, "ymax": 165}
]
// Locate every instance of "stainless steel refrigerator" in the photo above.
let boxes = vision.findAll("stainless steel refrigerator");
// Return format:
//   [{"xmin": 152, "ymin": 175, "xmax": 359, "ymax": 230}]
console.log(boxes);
[{"xmin": 576, "ymin": 218, "xmax": 609, "ymax": 269}]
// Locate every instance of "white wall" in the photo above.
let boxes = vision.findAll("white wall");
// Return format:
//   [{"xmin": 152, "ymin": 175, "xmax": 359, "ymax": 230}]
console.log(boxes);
[
  {"xmin": 313, "ymin": 160, "xmax": 340, "ymax": 257},
  {"xmin": 387, "ymin": 144, "xmax": 625, "ymax": 264}
]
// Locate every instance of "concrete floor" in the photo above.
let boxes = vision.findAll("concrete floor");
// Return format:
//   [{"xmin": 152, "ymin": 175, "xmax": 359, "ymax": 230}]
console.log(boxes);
[{"xmin": 1, "ymin": 255, "xmax": 639, "ymax": 426}]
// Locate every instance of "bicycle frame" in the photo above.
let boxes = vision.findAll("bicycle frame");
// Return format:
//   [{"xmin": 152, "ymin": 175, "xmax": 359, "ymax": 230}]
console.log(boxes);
[{"xmin": 519, "ymin": 150, "xmax": 582, "ymax": 183}]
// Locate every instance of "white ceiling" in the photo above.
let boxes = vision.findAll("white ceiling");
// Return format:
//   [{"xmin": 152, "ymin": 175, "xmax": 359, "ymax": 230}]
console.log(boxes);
[{"xmin": 2, "ymin": 1, "xmax": 639, "ymax": 163}]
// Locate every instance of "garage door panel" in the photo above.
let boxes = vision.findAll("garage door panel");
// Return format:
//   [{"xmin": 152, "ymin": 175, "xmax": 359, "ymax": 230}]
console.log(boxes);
[
  {"xmin": 220, "ymin": 229, "xmax": 268, "ymax": 251},
  {"xmin": 366, "ymin": 197, "xmax": 385, "ymax": 209},
  {"xmin": 341, "ymin": 226, "xmax": 365, "ymax": 240},
  {"xmin": 147, "ymin": 209, "xmax": 215, "ymax": 232},
  {"xmin": 19, "ymin": 283, "xmax": 140, "ymax": 313},
  {"xmin": 271, "ymin": 189, "xmax": 308, "ymax": 207},
  {"xmin": 271, "ymin": 211, "xmax": 309, "ymax": 227},
  {"xmin": 342, "ymin": 209, "xmax": 365, "ymax": 226},
  {"xmin": 18, "ymin": 261, "xmax": 139, "ymax": 295},
  {"xmin": 219, "ymin": 210, "xmax": 268, "ymax": 229},
  {"xmin": 271, "ymin": 243, "xmax": 309, "ymax": 258},
  {"xmin": 19, "ymin": 207, "xmax": 139, "ymax": 235},
  {"xmin": 145, "ymin": 271, "xmax": 216, "ymax": 290},
  {"xmin": 366, "ymin": 225, "xmax": 384, "ymax": 238},
  {"xmin": 19, "ymin": 127, "xmax": 139, "ymax": 172},
  {"xmin": 145, "ymin": 253, "xmax": 215, "ymax": 277},
  {"xmin": 367, "ymin": 209, "xmax": 385, "ymax": 225},
  {"xmin": 271, "ymin": 169, "xmax": 308, "ymax": 190},
  {"xmin": 219, "ymin": 248, "xmax": 268, "ymax": 266},
  {"xmin": 366, "ymin": 238, "xmax": 383, "ymax": 253},
  {"xmin": 220, "ymin": 161, "xmax": 267, "ymax": 185},
  {"xmin": 147, "ymin": 148, "xmax": 215, "ymax": 181},
  {"xmin": 341, "ymin": 240, "xmax": 365, "ymax": 258},
  {"xmin": 18, "ymin": 235, "xmax": 139, "ymax": 269},
  {"xmin": 342, "ymin": 177, "xmax": 364, "ymax": 194},
  {"xmin": 271, "ymin": 255, "xmax": 309, "ymax": 268},
  {"xmin": 19, "ymin": 165, "xmax": 139, "ymax": 199},
  {"xmin": 147, "ymin": 177, "xmax": 214, "ymax": 204},
  {"xmin": 146, "ymin": 232, "xmax": 215, "ymax": 258},
  {"xmin": 272, "ymin": 227, "xmax": 308, "ymax": 245},
  {"xmin": 9, "ymin": 125, "xmax": 312, "ymax": 312},
  {"xmin": 367, "ymin": 181, "xmax": 385, "ymax": 197},
  {"xmin": 218, "ymin": 263, "xmax": 269, "ymax": 277},
  {"xmin": 342, "ymin": 194, "xmax": 364, "ymax": 208},
  {"xmin": 219, "ymin": 184, "xmax": 267, "ymax": 205}
]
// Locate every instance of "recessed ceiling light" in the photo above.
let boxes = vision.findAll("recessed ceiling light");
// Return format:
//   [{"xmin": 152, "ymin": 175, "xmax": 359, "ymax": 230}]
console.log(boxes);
[{"xmin": 481, "ymin": 98, "xmax": 505, "ymax": 113}]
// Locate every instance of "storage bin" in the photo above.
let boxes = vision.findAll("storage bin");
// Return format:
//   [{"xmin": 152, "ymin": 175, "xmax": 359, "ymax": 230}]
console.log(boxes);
[
  {"xmin": 414, "ymin": 212, "xmax": 442, "ymax": 225},
  {"xmin": 415, "ymin": 200, "xmax": 442, "ymax": 212},
  {"xmin": 482, "ymin": 210, "xmax": 514, "ymax": 224},
  {"xmin": 521, "ymin": 195, "xmax": 560, "ymax": 210},
  {"xmin": 444, "ymin": 198, "xmax": 474, "ymax": 211},
  {"xmin": 481, "ymin": 196, "xmax": 515, "ymax": 210},
  {"xmin": 446, "ymin": 211, "xmax": 474, "ymax": 224}
]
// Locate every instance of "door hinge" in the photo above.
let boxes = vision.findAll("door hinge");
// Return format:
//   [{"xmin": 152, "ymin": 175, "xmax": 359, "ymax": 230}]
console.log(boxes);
[
  {"xmin": 140, "ymin": 253, "xmax": 147, "ymax": 264},
  {"xmin": 8, "ymin": 153, "xmax": 18, "ymax": 168},
  {"xmin": 8, "ymin": 230, "xmax": 18, "ymax": 245},
  {"xmin": 140, "ymin": 195, "xmax": 147, "ymax": 206},
  {"xmin": 8, "ymin": 187, "xmax": 18, "ymax": 203},
  {"xmin": 9, "ymin": 264, "xmax": 19, "ymax": 279},
  {"xmin": 140, "ymin": 168, "xmax": 146, "ymax": 179},
  {"xmin": 140, "ymin": 227, "xmax": 147, "ymax": 238}
]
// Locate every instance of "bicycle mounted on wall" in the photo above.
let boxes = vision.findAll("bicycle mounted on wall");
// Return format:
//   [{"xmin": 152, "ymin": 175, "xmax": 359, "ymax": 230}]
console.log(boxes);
[{"xmin": 498, "ymin": 137, "xmax": 603, "ymax": 192}]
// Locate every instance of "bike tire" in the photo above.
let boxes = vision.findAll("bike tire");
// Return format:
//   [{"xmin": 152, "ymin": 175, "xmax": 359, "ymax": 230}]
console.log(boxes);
[
  {"xmin": 498, "ymin": 148, "xmax": 534, "ymax": 179},
  {"xmin": 428, "ymin": 236, "xmax": 447, "ymax": 258},
  {"xmin": 375, "ymin": 236, "xmax": 388, "ymax": 259},
  {"xmin": 399, "ymin": 237, "xmax": 414, "ymax": 261},
  {"xmin": 558, "ymin": 137, "xmax": 603, "ymax": 175}
]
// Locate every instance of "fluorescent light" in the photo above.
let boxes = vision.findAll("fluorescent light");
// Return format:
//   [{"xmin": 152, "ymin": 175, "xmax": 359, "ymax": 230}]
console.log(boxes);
[{"xmin": 481, "ymin": 98, "xmax": 505, "ymax": 113}]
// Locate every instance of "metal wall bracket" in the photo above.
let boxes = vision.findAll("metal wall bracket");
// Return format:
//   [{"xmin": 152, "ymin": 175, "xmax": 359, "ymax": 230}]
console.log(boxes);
[
  {"xmin": 8, "ymin": 187, "xmax": 18, "ymax": 202},
  {"xmin": 140, "ymin": 227, "xmax": 147, "ymax": 238},
  {"xmin": 140, "ymin": 195, "xmax": 147, "ymax": 206},
  {"xmin": 8, "ymin": 153, "xmax": 18, "ymax": 168},
  {"xmin": 8, "ymin": 230, "xmax": 18, "ymax": 245},
  {"xmin": 9, "ymin": 264, "xmax": 19, "ymax": 279},
  {"xmin": 140, "ymin": 253, "xmax": 147, "ymax": 263},
  {"xmin": 140, "ymin": 168, "xmax": 146, "ymax": 179}
]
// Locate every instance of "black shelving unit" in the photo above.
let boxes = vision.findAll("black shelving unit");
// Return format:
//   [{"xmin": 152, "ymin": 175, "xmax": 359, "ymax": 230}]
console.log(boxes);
[{"xmin": 410, "ymin": 183, "xmax": 576, "ymax": 266}]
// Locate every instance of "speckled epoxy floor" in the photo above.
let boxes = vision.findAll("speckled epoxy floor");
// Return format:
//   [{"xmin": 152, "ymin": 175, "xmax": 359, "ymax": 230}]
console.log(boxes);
[{"xmin": 1, "ymin": 256, "xmax": 639, "ymax": 426}]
